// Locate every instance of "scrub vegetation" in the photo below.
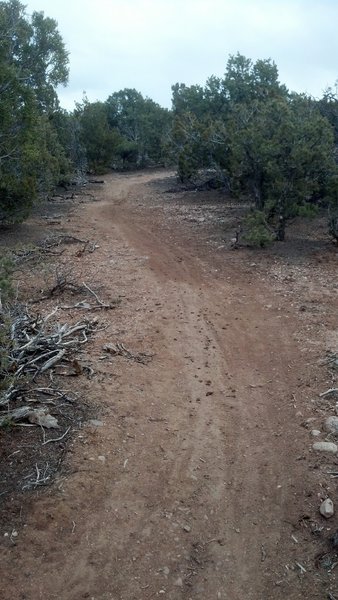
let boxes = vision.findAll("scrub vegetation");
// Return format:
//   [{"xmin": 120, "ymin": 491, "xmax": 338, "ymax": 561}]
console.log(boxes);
[{"xmin": 1, "ymin": 0, "xmax": 338, "ymax": 241}]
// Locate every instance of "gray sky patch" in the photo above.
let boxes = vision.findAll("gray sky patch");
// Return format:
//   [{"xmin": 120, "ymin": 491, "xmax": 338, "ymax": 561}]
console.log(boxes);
[{"xmin": 24, "ymin": 0, "xmax": 338, "ymax": 110}]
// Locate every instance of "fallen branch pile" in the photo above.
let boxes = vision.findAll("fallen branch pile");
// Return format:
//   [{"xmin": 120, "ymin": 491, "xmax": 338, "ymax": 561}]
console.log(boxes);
[
  {"xmin": 0, "ymin": 305, "xmax": 98, "ymax": 407},
  {"xmin": 14, "ymin": 235, "xmax": 99, "ymax": 264},
  {"xmin": 58, "ymin": 280, "xmax": 120, "ymax": 311},
  {"xmin": 25, "ymin": 256, "xmax": 119, "ymax": 310}
]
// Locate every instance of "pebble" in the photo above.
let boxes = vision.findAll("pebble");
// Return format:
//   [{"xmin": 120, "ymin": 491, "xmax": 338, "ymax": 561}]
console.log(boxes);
[
  {"xmin": 183, "ymin": 525, "xmax": 191, "ymax": 532},
  {"xmin": 324, "ymin": 416, "xmax": 338, "ymax": 435},
  {"xmin": 87, "ymin": 420, "xmax": 104, "ymax": 427},
  {"xmin": 174, "ymin": 577, "xmax": 183, "ymax": 587},
  {"xmin": 98, "ymin": 455, "xmax": 106, "ymax": 463},
  {"xmin": 311, "ymin": 429, "xmax": 321, "ymax": 437},
  {"xmin": 313, "ymin": 441, "xmax": 338, "ymax": 454},
  {"xmin": 320, "ymin": 498, "xmax": 334, "ymax": 518}
]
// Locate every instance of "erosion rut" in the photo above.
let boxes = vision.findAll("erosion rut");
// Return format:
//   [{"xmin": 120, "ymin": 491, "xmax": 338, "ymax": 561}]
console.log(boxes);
[{"xmin": 0, "ymin": 171, "xmax": 330, "ymax": 599}]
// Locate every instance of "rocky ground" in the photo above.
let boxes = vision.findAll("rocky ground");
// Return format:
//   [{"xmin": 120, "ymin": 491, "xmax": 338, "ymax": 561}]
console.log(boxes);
[{"xmin": 0, "ymin": 169, "xmax": 338, "ymax": 599}]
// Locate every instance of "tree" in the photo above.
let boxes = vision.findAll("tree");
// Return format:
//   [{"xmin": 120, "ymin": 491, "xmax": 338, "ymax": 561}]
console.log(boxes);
[
  {"xmin": 171, "ymin": 83, "xmax": 206, "ymax": 118},
  {"xmin": 167, "ymin": 53, "xmax": 338, "ymax": 241},
  {"xmin": 50, "ymin": 109, "xmax": 86, "ymax": 177},
  {"xmin": 167, "ymin": 111, "xmax": 216, "ymax": 182},
  {"xmin": 225, "ymin": 95, "xmax": 336, "ymax": 240},
  {"xmin": 318, "ymin": 84, "xmax": 338, "ymax": 147},
  {"xmin": 0, "ymin": 0, "xmax": 70, "ymax": 223},
  {"xmin": 0, "ymin": 0, "xmax": 68, "ymax": 110},
  {"xmin": 223, "ymin": 53, "xmax": 286, "ymax": 104},
  {"xmin": 75, "ymin": 98, "xmax": 122, "ymax": 173},
  {"xmin": 106, "ymin": 89, "xmax": 171, "ymax": 168}
]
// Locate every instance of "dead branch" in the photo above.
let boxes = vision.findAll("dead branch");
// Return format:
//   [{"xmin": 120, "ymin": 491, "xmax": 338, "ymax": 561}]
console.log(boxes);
[
  {"xmin": 81, "ymin": 192, "xmax": 96, "ymax": 200},
  {"xmin": 22, "ymin": 463, "xmax": 52, "ymax": 489},
  {"xmin": 42, "ymin": 426, "xmax": 71, "ymax": 445},
  {"xmin": 60, "ymin": 298, "xmax": 119, "ymax": 311},
  {"xmin": 295, "ymin": 561, "xmax": 306, "ymax": 574},
  {"xmin": 0, "ymin": 406, "xmax": 58, "ymax": 428},
  {"xmin": 1, "ymin": 305, "xmax": 98, "ymax": 405},
  {"xmin": 48, "ymin": 266, "xmax": 85, "ymax": 298},
  {"xmin": 59, "ymin": 301, "xmax": 97, "ymax": 310},
  {"xmin": 30, "ymin": 386, "xmax": 76, "ymax": 397},
  {"xmin": 0, "ymin": 406, "xmax": 31, "ymax": 426},
  {"xmin": 0, "ymin": 384, "xmax": 18, "ymax": 407},
  {"xmin": 43, "ymin": 235, "xmax": 88, "ymax": 246},
  {"xmin": 319, "ymin": 388, "xmax": 338, "ymax": 398},
  {"xmin": 103, "ymin": 342, "xmax": 153, "ymax": 365},
  {"xmin": 82, "ymin": 282, "xmax": 111, "ymax": 308},
  {"xmin": 14, "ymin": 246, "xmax": 65, "ymax": 263},
  {"xmin": 40, "ymin": 348, "xmax": 67, "ymax": 373},
  {"xmin": 15, "ymin": 236, "xmax": 99, "ymax": 269},
  {"xmin": 75, "ymin": 240, "xmax": 90, "ymax": 257}
]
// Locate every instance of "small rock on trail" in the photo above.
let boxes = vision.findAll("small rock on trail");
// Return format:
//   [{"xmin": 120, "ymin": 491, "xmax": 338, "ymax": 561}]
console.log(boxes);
[
  {"xmin": 324, "ymin": 416, "xmax": 338, "ymax": 435},
  {"xmin": 320, "ymin": 498, "xmax": 334, "ymax": 518},
  {"xmin": 313, "ymin": 441, "xmax": 338, "ymax": 454}
]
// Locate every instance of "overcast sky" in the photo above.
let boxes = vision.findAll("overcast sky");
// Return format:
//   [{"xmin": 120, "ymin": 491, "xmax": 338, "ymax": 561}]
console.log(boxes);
[{"xmin": 24, "ymin": 0, "xmax": 338, "ymax": 110}]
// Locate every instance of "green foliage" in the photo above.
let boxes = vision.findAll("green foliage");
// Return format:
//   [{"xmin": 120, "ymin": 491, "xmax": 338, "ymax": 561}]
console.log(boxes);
[
  {"xmin": 224, "ymin": 53, "xmax": 286, "ymax": 104},
  {"xmin": 224, "ymin": 95, "xmax": 336, "ymax": 239},
  {"xmin": 106, "ymin": 89, "xmax": 171, "ymax": 168},
  {"xmin": 75, "ymin": 99, "xmax": 122, "ymax": 173},
  {"xmin": 177, "ymin": 152, "xmax": 196, "ymax": 182},
  {"xmin": 0, "ymin": 417, "xmax": 14, "ymax": 429},
  {"xmin": 1, "ymin": 5, "xmax": 337, "ymax": 246},
  {"xmin": 49, "ymin": 109, "xmax": 86, "ymax": 176},
  {"xmin": 172, "ymin": 83, "xmax": 207, "ymax": 118},
  {"xmin": 75, "ymin": 89, "xmax": 170, "ymax": 172},
  {"xmin": 0, "ymin": 0, "xmax": 70, "ymax": 223},
  {"xmin": 327, "ymin": 177, "xmax": 338, "ymax": 241},
  {"xmin": 329, "ymin": 208, "xmax": 338, "ymax": 241},
  {"xmin": 115, "ymin": 140, "xmax": 139, "ymax": 169},
  {"xmin": 242, "ymin": 210, "xmax": 274, "ymax": 247},
  {"xmin": 167, "ymin": 52, "xmax": 338, "ymax": 241},
  {"xmin": 0, "ymin": 254, "xmax": 14, "ymax": 304},
  {"xmin": 318, "ymin": 83, "xmax": 338, "ymax": 146}
]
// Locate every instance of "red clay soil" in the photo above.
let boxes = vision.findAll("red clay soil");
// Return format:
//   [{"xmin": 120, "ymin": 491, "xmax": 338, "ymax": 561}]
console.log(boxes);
[{"xmin": 1, "ymin": 170, "xmax": 338, "ymax": 599}]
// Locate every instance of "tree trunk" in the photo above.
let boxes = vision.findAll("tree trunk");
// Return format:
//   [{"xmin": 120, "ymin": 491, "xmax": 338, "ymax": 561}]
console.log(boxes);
[{"xmin": 276, "ymin": 216, "xmax": 286, "ymax": 241}]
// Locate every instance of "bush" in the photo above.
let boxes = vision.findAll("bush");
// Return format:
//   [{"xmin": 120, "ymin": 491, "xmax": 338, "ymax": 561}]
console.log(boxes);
[
  {"xmin": 242, "ymin": 210, "xmax": 274, "ymax": 247},
  {"xmin": 329, "ymin": 206, "xmax": 338, "ymax": 241},
  {"xmin": 0, "ymin": 254, "xmax": 14, "ymax": 305}
]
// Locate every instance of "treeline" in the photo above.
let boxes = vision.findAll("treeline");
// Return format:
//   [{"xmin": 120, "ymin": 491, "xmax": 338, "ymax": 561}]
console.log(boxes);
[
  {"xmin": 75, "ymin": 90, "xmax": 171, "ymax": 173},
  {"xmin": 1, "ymin": 0, "xmax": 338, "ymax": 244},
  {"xmin": 0, "ymin": 0, "xmax": 170, "ymax": 224},
  {"xmin": 168, "ymin": 54, "xmax": 338, "ymax": 243}
]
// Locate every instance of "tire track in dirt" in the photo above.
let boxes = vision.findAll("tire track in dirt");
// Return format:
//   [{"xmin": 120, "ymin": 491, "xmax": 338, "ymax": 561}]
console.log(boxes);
[
  {"xmin": 88, "ymin": 176, "xmax": 317, "ymax": 599},
  {"xmin": 0, "ymin": 171, "xmax": 327, "ymax": 599}
]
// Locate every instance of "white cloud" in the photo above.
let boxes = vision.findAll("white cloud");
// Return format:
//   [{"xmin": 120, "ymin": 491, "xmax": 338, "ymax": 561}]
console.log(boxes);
[{"xmin": 24, "ymin": 0, "xmax": 338, "ymax": 109}]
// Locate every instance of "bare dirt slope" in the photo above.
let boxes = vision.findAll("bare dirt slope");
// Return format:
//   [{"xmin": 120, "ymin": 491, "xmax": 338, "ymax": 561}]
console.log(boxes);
[{"xmin": 1, "ymin": 170, "xmax": 338, "ymax": 599}]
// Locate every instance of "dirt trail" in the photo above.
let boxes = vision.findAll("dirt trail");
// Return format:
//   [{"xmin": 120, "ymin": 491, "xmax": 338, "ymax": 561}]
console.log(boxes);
[{"xmin": 0, "ymin": 171, "xmax": 335, "ymax": 599}]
